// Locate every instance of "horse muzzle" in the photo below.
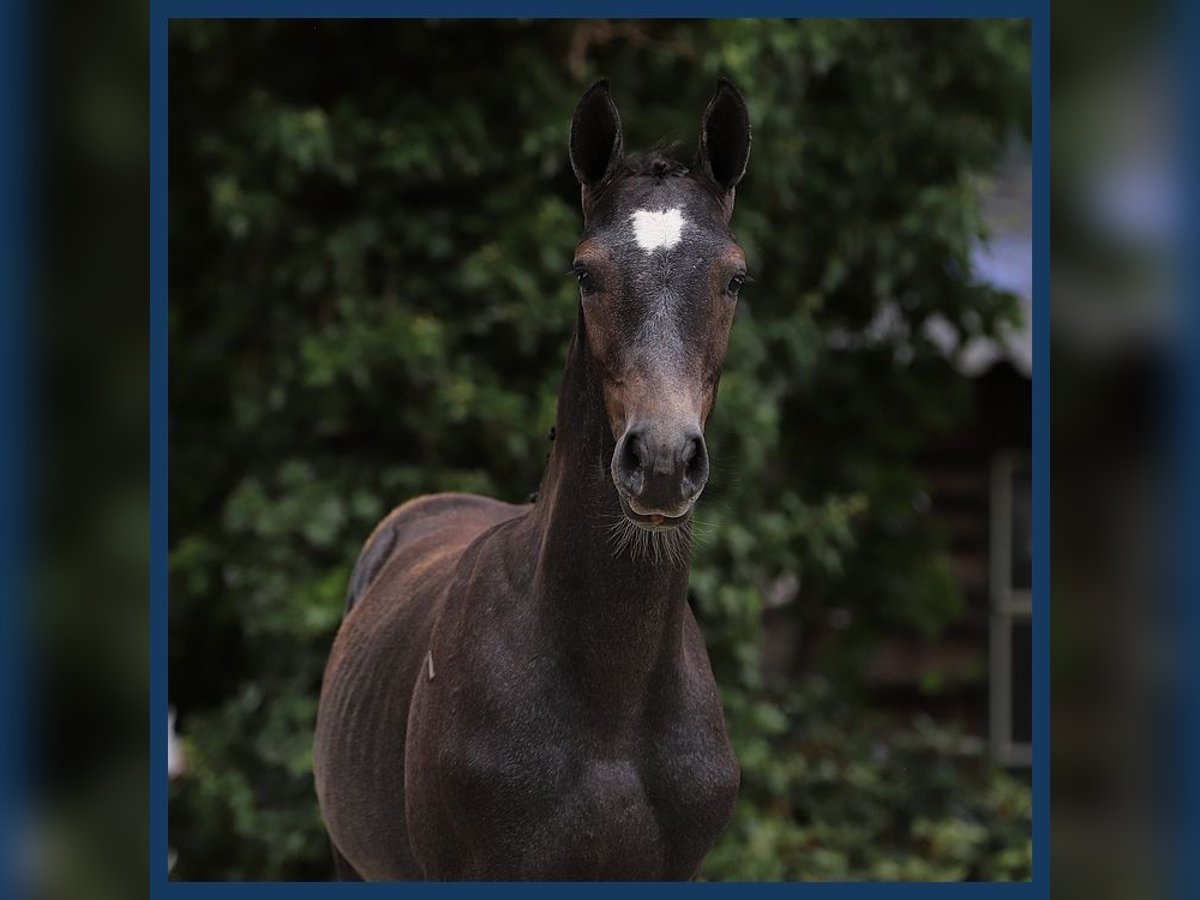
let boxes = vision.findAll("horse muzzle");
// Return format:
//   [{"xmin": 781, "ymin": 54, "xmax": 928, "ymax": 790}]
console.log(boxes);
[{"xmin": 611, "ymin": 422, "xmax": 709, "ymax": 527}]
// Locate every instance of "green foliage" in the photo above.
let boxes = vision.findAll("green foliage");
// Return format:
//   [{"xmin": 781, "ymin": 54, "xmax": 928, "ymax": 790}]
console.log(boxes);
[
  {"xmin": 703, "ymin": 678, "xmax": 1032, "ymax": 881},
  {"xmin": 168, "ymin": 19, "xmax": 1031, "ymax": 880}
]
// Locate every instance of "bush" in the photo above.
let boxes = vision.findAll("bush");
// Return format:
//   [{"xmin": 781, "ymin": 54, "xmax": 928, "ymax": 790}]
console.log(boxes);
[{"xmin": 704, "ymin": 677, "xmax": 1031, "ymax": 881}]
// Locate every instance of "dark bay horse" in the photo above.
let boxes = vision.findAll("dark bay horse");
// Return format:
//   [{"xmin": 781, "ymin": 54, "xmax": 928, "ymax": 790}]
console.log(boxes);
[{"xmin": 313, "ymin": 78, "xmax": 752, "ymax": 881}]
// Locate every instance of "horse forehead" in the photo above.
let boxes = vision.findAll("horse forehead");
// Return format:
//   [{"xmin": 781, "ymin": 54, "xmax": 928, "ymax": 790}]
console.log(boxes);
[
  {"xmin": 619, "ymin": 201, "xmax": 727, "ymax": 260},
  {"xmin": 630, "ymin": 208, "xmax": 685, "ymax": 252}
]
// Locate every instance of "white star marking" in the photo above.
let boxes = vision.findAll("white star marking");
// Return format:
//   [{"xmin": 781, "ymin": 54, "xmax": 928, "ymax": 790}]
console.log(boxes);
[{"xmin": 631, "ymin": 208, "xmax": 685, "ymax": 252}]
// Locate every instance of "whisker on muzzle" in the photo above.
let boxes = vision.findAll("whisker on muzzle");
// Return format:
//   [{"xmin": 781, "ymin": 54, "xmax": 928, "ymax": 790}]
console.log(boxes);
[{"xmin": 598, "ymin": 511, "xmax": 694, "ymax": 568}]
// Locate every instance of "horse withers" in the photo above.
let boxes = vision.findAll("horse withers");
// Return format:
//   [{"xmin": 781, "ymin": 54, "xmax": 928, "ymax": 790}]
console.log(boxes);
[{"xmin": 314, "ymin": 78, "xmax": 752, "ymax": 881}]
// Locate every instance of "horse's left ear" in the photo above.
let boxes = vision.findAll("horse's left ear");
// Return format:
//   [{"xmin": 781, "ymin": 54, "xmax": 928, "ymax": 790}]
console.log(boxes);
[{"xmin": 696, "ymin": 78, "xmax": 751, "ymax": 201}]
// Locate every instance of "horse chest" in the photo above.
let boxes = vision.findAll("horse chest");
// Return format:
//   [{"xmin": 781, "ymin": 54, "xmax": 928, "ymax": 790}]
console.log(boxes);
[
  {"xmin": 410, "ymin": 677, "xmax": 738, "ymax": 880},
  {"xmin": 557, "ymin": 746, "xmax": 735, "ymax": 878}
]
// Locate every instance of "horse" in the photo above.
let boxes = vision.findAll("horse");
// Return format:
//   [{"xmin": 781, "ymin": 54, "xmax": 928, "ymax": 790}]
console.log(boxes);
[{"xmin": 313, "ymin": 78, "xmax": 752, "ymax": 881}]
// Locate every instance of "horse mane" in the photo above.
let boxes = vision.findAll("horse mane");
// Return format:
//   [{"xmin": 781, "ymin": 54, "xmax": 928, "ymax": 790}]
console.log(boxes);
[{"xmin": 621, "ymin": 142, "xmax": 690, "ymax": 178}]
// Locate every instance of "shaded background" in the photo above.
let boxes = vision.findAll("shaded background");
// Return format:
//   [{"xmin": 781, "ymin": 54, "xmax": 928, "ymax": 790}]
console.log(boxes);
[{"xmin": 166, "ymin": 19, "xmax": 1032, "ymax": 882}]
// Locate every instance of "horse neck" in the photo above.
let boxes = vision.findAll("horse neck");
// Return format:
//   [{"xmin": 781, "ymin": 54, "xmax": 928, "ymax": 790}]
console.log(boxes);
[{"xmin": 524, "ymin": 317, "xmax": 693, "ymax": 712}]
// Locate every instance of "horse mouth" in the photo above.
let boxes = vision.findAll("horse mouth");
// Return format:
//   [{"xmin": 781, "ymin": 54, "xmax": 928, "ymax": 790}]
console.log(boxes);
[{"xmin": 616, "ymin": 493, "xmax": 693, "ymax": 531}]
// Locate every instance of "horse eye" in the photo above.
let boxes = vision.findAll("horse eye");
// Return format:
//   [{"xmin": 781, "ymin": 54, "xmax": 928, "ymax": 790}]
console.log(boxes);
[
  {"xmin": 727, "ymin": 274, "xmax": 745, "ymax": 295},
  {"xmin": 574, "ymin": 266, "xmax": 597, "ymax": 296}
]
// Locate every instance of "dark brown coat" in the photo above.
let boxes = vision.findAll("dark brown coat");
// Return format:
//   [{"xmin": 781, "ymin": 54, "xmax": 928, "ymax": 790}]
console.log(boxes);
[{"xmin": 314, "ymin": 79, "xmax": 752, "ymax": 881}]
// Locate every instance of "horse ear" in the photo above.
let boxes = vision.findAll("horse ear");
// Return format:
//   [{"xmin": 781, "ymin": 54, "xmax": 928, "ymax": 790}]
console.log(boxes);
[
  {"xmin": 696, "ymin": 77, "xmax": 751, "ymax": 198},
  {"xmin": 569, "ymin": 79, "xmax": 624, "ymax": 190}
]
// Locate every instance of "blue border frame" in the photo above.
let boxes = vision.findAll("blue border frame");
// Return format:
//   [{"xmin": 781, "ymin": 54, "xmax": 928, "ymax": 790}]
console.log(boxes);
[
  {"xmin": 1029, "ymin": 7, "xmax": 1047, "ymax": 890},
  {"xmin": 1, "ymin": 0, "xmax": 29, "ymax": 896},
  {"xmin": 1177, "ymin": 0, "xmax": 1200, "ymax": 890},
  {"xmin": 151, "ymin": 3, "xmax": 1048, "ymax": 894},
  {"xmin": 151, "ymin": 0, "xmax": 170, "ymax": 889}
]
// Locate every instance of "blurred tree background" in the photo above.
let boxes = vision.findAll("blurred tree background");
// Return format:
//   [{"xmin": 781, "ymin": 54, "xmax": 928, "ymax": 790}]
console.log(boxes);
[{"xmin": 168, "ymin": 19, "xmax": 1032, "ymax": 881}]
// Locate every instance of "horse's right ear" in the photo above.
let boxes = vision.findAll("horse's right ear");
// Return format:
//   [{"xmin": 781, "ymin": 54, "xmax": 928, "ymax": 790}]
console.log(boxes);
[
  {"xmin": 569, "ymin": 80, "xmax": 624, "ymax": 195},
  {"xmin": 696, "ymin": 77, "xmax": 751, "ymax": 202}
]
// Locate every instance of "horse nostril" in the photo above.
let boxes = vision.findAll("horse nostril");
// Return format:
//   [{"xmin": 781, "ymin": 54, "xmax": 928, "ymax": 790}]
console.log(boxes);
[
  {"xmin": 618, "ymin": 431, "xmax": 646, "ymax": 494},
  {"xmin": 682, "ymin": 434, "xmax": 709, "ymax": 496},
  {"xmin": 681, "ymin": 436, "xmax": 698, "ymax": 465},
  {"xmin": 629, "ymin": 433, "xmax": 647, "ymax": 468}
]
